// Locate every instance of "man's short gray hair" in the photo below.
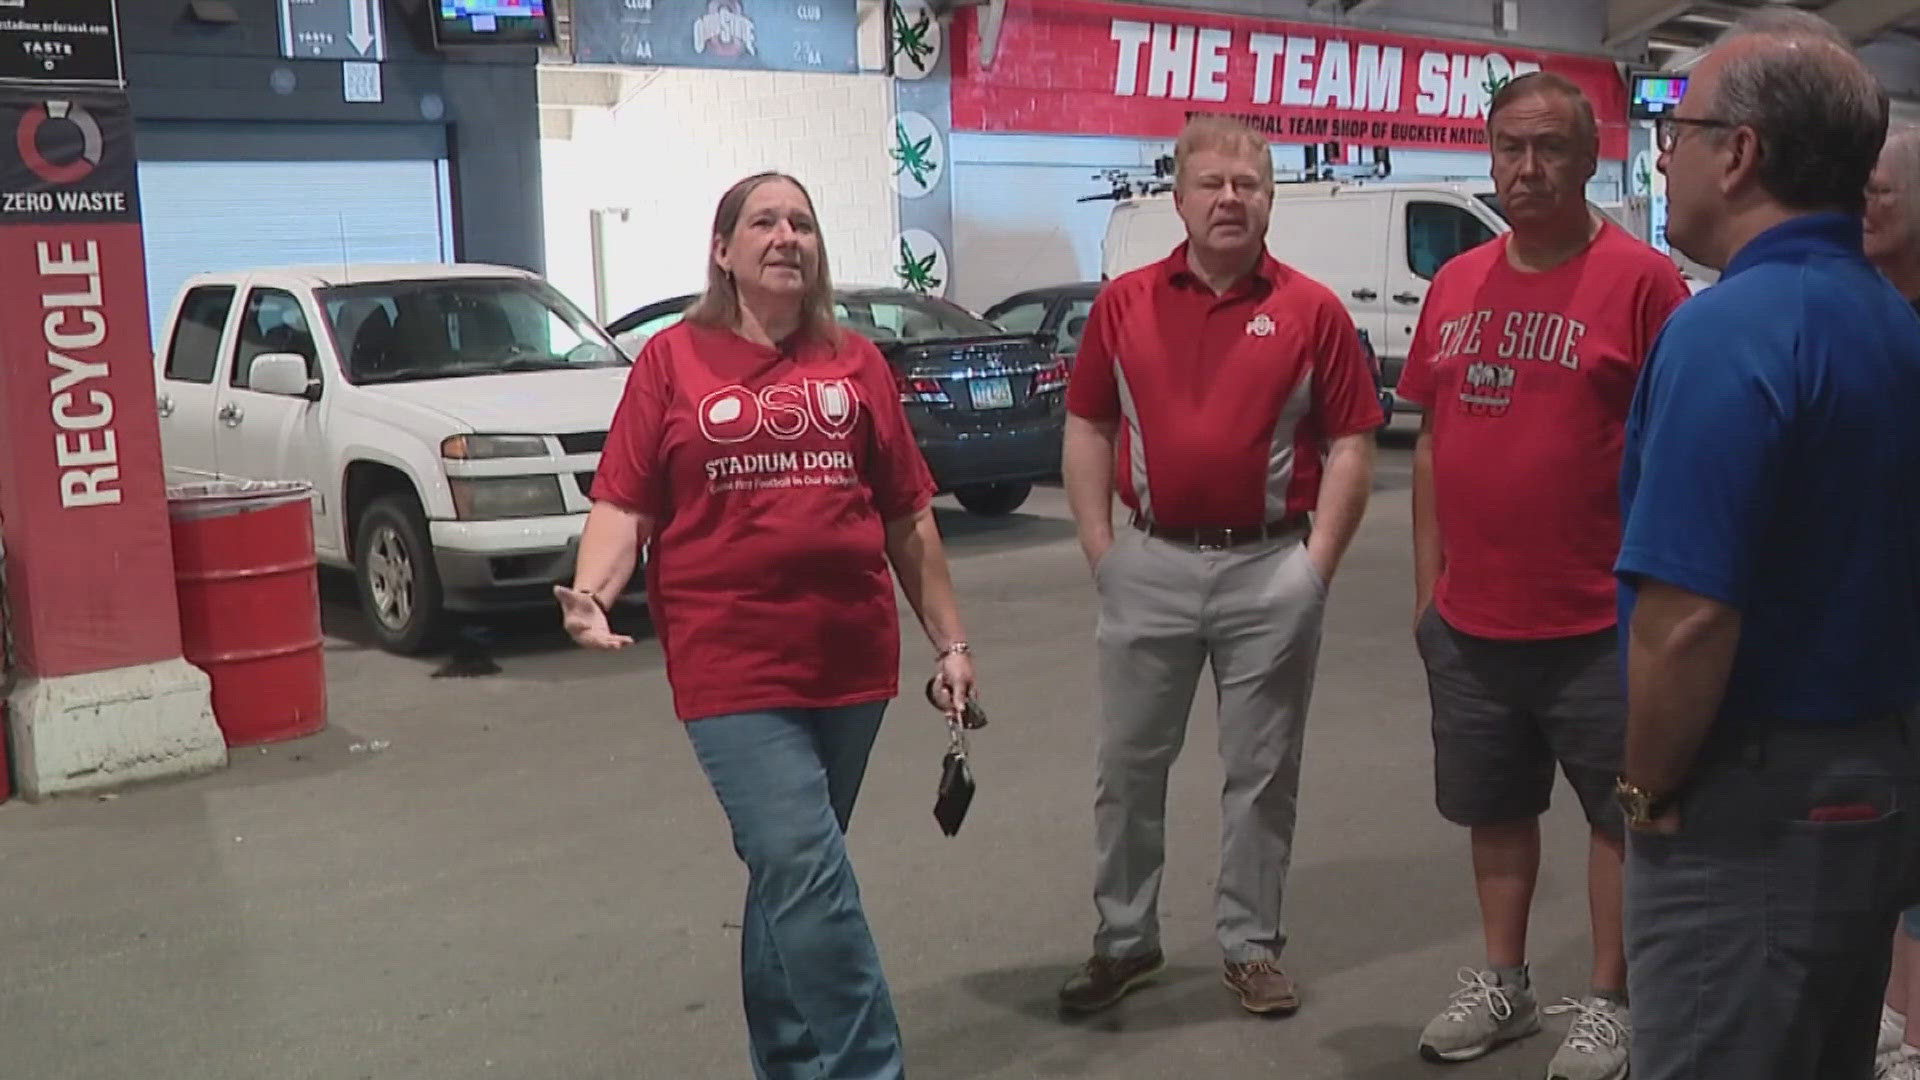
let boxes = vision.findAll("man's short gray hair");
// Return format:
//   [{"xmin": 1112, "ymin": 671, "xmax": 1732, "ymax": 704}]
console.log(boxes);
[
  {"xmin": 1881, "ymin": 125, "xmax": 1920, "ymax": 240},
  {"xmin": 1707, "ymin": 7, "xmax": 1888, "ymax": 215},
  {"xmin": 1719, "ymin": 5, "xmax": 1848, "ymax": 46}
]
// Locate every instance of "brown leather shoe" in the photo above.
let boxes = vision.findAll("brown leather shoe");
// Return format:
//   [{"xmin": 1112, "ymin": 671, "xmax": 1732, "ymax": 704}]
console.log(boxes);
[
  {"xmin": 1058, "ymin": 949, "xmax": 1166, "ymax": 1014},
  {"xmin": 1224, "ymin": 959, "xmax": 1300, "ymax": 1015}
]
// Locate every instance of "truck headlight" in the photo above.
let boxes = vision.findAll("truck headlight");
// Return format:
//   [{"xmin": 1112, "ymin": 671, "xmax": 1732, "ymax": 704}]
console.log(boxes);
[
  {"xmin": 449, "ymin": 477, "xmax": 567, "ymax": 520},
  {"xmin": 442, "ymin": 434, "xmax": 550, "ymax": 459}
]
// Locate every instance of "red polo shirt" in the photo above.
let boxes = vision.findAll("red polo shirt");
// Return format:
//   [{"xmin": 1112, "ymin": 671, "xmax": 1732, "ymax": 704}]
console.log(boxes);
[{"xmin": 1066, "ymin": 245, "xmax": 1383, "ymax": 527}]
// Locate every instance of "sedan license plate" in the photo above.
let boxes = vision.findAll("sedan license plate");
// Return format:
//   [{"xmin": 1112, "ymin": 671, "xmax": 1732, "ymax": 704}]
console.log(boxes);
[{"xmin": 969, "ymin": 376, "xmax": 1014, "ymax": 410}]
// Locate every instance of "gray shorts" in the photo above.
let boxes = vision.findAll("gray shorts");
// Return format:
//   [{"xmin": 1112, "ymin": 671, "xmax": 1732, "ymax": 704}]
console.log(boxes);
[{"xmin": 1414, "ymin": 606, "xmax": 1625, "ymax": 837}]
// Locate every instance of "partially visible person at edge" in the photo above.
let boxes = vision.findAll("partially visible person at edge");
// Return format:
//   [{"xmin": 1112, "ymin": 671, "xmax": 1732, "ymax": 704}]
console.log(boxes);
[
  {"xmin": 1616, "ymin": 10, "xmax": 1920, "ymax": 1079},
  {"xmin": 1057, "ymin": 114, "xmax": 1381, "ymax": 1018},
  {"xmin": 556, "ymin": 171, "xmax": 977, "ymax": 1080},
  {"xmin": 1864, "ymin": 122, "xmax": 1920, "ymax": 1080},
  {"xmin": 1397, "ymin": 71, "xmax": 1690, "ymax": 1080}
]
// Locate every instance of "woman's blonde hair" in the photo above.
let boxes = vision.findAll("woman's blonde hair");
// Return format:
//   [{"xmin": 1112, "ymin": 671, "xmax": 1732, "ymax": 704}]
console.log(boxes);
[{"xmin": 684, "ymin": 171, "xmax": 839, "ymax": 345}]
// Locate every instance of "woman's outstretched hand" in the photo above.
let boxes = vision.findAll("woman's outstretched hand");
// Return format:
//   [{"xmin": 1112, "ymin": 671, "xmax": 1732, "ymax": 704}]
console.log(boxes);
[{"xmin": 555, "ymin": 586, "xmax": 634, "ymax": 650}]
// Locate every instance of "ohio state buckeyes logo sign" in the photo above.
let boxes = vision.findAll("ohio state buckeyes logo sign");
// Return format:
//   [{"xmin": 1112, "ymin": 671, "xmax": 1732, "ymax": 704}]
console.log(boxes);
[{"xmin": 693, "ymin": 0, "xmax": 757, "ymax": 58}]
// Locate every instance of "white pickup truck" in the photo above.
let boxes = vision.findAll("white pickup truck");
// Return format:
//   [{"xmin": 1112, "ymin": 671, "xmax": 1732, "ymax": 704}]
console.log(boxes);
[{"xmin": 152, "ymin": 263, "xmax": 634, "ymax": 654}]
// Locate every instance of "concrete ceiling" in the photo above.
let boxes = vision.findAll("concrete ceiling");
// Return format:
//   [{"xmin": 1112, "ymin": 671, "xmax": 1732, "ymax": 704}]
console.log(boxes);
[{"xmin": 1612, "ymin": 0, "xmax": 1920, "ymax": 67}]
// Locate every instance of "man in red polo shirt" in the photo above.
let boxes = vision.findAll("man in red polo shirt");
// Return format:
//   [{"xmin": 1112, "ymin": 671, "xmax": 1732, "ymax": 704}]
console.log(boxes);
[
  {"xmin": 1397, "ymin": 73, "xmax": 1689, "ymax": 1079},
  {"xmin": 1057, "ymin": 115, "xmax": 1382, "ymax": 1017}
]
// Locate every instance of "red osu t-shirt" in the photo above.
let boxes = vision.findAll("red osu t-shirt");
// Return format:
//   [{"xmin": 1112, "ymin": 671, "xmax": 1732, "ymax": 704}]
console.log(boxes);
[
  {"xmin": 1396, "ymin": 222, "xmax": 1691, "ymax": 640},
  {"xmin": 1066, "ymin": 246, "xmax": 1384, "ymax": 527},
  {"xmin": 590, "ymin": 320, "xmax": 936, "ymax": 721}
]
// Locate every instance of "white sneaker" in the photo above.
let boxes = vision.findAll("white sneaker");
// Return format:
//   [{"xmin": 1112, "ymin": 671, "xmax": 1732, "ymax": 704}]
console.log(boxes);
[
  {"xmin": 1418, "ymin": 968, "xmax": 1542, "ymax": 1063},
  {"xmin": 1543, "ymin": 997, "xmax": 1630, "ymax": 1080},
  {"xmin": 1884, "ymin": 1007, "xmax": 1909, "ymax": 1060}
]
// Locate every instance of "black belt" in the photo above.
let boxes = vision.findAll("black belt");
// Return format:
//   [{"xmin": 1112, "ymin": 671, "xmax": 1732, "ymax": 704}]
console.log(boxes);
[{"xmin": 1129, "ymin": 512, "xmax": 1308, "ymax": 549}]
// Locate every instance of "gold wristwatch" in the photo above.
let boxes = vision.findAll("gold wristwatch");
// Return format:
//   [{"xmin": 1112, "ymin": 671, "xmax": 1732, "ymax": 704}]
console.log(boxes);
[{"xmin": 1614, "ymin": 776, "xmax": 1675, "ymax": 830}]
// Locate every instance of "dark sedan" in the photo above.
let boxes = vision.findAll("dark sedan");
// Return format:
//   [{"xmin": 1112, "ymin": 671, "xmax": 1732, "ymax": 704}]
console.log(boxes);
[
  {"xmin": 608, "ymin": 288, "xmax": 1065, "ymax": 516},
  {"xmin": 983, "ymin": 282, "xmax": 1101, "ymax": 367}
]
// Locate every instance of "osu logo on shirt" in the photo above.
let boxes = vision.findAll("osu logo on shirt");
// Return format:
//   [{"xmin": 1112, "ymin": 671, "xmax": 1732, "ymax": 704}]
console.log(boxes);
[
  {"xmin": 699, "ymin": 379, "xmax": 861, "ymax": 444},
  {"xmin": 1458, "ymin": 361, "xmax": 1516, "ymax": 417}
]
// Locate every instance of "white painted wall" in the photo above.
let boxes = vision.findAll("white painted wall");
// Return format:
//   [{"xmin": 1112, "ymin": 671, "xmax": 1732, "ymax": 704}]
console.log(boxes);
[{"xmin": 540, "ymin": 68, "xmax": 898, "ymax": 324}]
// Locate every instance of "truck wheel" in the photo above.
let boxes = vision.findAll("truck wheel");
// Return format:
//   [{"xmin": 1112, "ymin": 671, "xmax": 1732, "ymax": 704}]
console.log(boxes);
[
  {"xmin": 954, "ymin": 481, "xmax": 1032, "ymax": 517},
  {"xmin": 355, "ymin": 494, "xmax": 447, "ymax": 655}
]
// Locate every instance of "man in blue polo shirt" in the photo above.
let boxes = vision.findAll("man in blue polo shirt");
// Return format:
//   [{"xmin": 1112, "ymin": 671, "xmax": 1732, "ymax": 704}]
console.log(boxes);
[{"xmin": 1615, "ymin": 9, "xmax": 1920, "ymax": 1079}]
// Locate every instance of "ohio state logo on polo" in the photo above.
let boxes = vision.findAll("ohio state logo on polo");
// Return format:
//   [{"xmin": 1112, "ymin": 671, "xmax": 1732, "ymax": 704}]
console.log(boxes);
[
  {"xmin": 592, "ymin": 320, "xmax": 935, "ymax": 722},
  {"xmin": 1065, "ymin": 245, "xmax": 1384, "ymax": 529}
]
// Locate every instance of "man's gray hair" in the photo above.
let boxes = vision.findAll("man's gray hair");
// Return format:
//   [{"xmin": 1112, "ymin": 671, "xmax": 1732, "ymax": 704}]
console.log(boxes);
[
  {"xmin": 1719, "ymin": 4, "xmax": 1848, "ymax": 46},
  {"xmin": 1881, "ymin": 125, "xmax": 1920, "ymax": 242},
  {"xmin": 1707, "ymin": 7, "xmax": 1888, "ymax": 215}
]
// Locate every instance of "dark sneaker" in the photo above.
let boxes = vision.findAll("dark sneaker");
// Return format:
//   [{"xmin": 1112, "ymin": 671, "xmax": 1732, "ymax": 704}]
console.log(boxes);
[
  {"xmin": 1058, "ymin": 950, "xmax": 1166, "ymax": 1014},
  {"xmin": 1224, "ymin": 959, "xmax": 1300, "ymax": 1015}
]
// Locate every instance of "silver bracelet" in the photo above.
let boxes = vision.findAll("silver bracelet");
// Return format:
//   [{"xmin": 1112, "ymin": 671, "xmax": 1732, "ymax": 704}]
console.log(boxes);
[{"xmin": 936, "ymin": 641, "xmax": 971, "ymax": 660}]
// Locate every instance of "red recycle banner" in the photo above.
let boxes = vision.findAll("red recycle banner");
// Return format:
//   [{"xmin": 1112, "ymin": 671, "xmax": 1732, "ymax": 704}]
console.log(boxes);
[{"xmin": 0, "ymin": 90, "xmax": 182, "ymax": 678}]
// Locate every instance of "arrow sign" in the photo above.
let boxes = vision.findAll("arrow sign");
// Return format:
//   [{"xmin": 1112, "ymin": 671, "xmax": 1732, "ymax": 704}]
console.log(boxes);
[
  {"xmin": 278, "ymin": 0, "xmax": 386, "ymax": 62},
  {"xmin": 348, "ymin": 0, "xmax": 375, "ymax": 55}
]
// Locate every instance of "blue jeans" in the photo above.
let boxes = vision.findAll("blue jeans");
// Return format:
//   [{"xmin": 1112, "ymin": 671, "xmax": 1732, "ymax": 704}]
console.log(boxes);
[
  {"xmin": 1627, "ymin": 713, "xmax": 1920, "ymax": 1080},
  {"xmin": 686, "ymin": 702, "xmax": 905, "ymax": 1080}
]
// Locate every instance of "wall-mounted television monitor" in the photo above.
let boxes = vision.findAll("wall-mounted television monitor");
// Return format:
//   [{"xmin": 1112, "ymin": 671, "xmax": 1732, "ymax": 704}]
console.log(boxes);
[
  {"xmin": 432, "ymin": 0, "xmax": 554, "ymax": 46},
  {"xmin": 1629, "ymin": 73, "xmax": 1688, "ymax": 119}
]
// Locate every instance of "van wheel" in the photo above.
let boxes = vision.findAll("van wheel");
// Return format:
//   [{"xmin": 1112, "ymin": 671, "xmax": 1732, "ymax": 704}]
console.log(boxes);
[
  {"xmin": 954, "ymin": 481, "xmax": 1032, "ymax": 517},
  {"xmin": 355, "ymin": 494, "xmax": 447, "ymax": 655}
]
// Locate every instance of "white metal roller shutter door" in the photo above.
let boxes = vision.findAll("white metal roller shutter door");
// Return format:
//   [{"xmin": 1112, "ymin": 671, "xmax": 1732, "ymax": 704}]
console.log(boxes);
[{"xmin": 137, "ymin": 158, "xmax": 453, "ymax": 336}]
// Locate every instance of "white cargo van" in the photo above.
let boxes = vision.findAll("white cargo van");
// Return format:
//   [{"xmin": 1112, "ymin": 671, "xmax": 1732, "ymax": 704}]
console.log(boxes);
[
  {"xmin": 1099, "ymin": 181, "xmax": 1706, "ymax": 400},
  {"xmin": 1102, "ymin": 181, "xmax": 1508, "ymax": 391}
]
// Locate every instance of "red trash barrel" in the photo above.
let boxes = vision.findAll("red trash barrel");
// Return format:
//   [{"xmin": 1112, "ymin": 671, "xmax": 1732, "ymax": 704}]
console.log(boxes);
[{"xmin": 167, "ymin": 481, "xmax": 327, "ymax": 746}]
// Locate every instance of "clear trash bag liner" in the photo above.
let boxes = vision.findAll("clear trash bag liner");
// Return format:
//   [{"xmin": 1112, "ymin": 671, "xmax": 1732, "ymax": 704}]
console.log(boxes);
[{"xmin": 165, "ymin": 479, "xmax": 314, "ymax": 521}]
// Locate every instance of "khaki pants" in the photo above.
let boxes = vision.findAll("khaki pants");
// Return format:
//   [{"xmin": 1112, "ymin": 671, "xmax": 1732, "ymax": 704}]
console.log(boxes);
[{"xmin": 1090, "ymin": 524, "xmax": 1326, "ymax": 963}]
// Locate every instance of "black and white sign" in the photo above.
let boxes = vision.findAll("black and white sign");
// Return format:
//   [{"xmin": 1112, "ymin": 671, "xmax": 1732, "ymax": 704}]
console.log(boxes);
[
  {"xmin": 0, "ymin": 0, "xmax": 124, "ymax": 86},
  {"xmin": 278, "ymin": 0, "xmax": 387, "ymax": 62},
  {"xmin": 342, "ymin": 60, "xmax": 381, "ymax": 102},
  {"xmin": 0, "ymin": 92, "xmax": 138, "ymax": 223},
  {"xmin": 574, "ymin": 0, "xmax": 858, "ymax": 73}
]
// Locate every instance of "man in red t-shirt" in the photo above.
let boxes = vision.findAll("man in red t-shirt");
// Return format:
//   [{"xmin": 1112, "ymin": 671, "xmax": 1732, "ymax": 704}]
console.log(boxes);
[
  {"xmin": 1057, "ymin": 115, "xmax": 1382, "ymax": 1017},
  {"xmin": 1395, "ymin": 73, "xmax": 1690, "ymax": 1075}
]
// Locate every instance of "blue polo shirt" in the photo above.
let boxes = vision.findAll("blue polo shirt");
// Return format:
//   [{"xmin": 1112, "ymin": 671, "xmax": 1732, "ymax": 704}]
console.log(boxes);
[{"xmin": 1617, "ymin": 213, "xmax": 1920, "ymax": 727}]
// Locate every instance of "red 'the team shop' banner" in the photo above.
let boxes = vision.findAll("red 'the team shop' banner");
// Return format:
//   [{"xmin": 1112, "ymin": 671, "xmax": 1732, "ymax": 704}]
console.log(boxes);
[{"xmin": 951, "ymin": 0, "xmax": 1630, "ymax": 159}]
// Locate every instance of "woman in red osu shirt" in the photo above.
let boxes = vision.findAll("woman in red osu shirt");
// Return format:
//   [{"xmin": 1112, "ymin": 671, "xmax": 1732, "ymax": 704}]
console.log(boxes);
[{"xmin": 555, "ymin": 171, "xmax": 976, "ymax": 1080}]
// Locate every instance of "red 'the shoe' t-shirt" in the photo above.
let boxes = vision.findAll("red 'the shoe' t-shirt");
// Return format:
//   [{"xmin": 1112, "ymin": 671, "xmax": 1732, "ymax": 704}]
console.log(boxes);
[
  {"xmin": 1396, "ymin": 223, "xmax": 1691, "ymax": 640},
  {"xmin": 591, "ymin": 320, "xmax": 936, "ymax": 721}
]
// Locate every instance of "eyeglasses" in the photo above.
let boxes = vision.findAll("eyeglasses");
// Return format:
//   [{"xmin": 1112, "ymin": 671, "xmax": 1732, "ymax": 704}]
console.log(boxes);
[{"xmin": 1656, "ymin": 116, "xmax": 1736, "ymax": 152}]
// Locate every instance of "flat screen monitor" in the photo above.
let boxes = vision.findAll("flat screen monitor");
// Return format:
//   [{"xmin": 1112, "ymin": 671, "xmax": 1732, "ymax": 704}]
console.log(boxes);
[
  {"xmin": 433, "ymin": 0, "xmax": 554, "ymax": 46},
  {"xmin": 1629, "ymin": 73, "xmax": 1688, "ymax": 119}
]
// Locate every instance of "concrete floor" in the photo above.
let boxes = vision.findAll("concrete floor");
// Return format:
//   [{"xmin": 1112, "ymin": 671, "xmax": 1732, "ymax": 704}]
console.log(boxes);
[{"xmin": 0, "ymin": 423, "xmax": 1610, "ymax": 1079}]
